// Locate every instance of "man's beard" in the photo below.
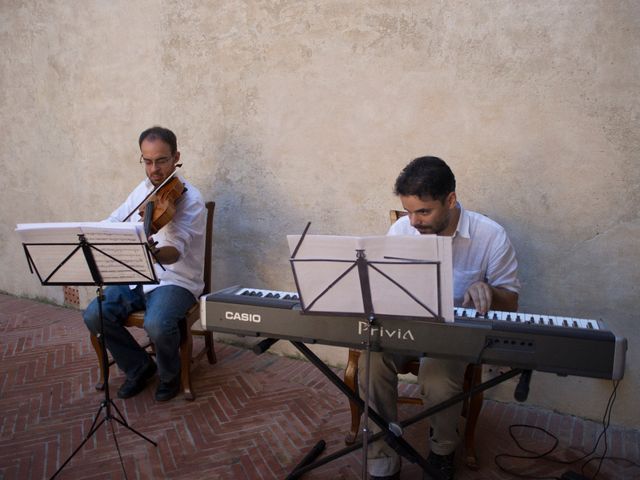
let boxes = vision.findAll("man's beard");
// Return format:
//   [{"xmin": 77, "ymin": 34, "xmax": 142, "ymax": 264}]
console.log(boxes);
[{"xmin": 415, "ymin": 216, "xmax": 449, "ymax": 235}]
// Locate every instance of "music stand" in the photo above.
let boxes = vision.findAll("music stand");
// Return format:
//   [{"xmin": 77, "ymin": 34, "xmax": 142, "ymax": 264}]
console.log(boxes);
[
  {"xmin": 17, "ymin": 222, "xmax": 159, "ymax": 479},
  {"xmin": 286, "ymin": 224, "xmax": 454, "ymax": 479}
]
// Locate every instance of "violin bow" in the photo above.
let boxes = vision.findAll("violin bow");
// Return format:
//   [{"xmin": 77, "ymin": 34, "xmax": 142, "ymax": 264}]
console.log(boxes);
[{"xmin": 121, "ymin": 164, "xmax": 183, "ymax": 222}]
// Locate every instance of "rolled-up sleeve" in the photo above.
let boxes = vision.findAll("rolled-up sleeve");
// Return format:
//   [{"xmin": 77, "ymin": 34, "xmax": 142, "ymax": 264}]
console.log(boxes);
[{"xmin": 486, "ymin": 228, "xmax": 520, "ymax": 294}]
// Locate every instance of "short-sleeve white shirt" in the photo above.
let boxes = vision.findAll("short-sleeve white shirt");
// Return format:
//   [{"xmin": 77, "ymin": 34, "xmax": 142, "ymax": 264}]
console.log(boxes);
[
  {"xmin": 387, "ymin": 204, "xmax": 520, "ymax": 306},
  {"xmin": 106, "ymin": 176, "xmax": 206, "ymax": 299}
]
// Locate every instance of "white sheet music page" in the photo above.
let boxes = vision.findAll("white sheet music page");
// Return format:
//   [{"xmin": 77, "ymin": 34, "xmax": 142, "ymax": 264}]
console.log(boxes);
[
  {"xmin": 15, "ymin": 222, "xmax": 154, "ymax": 284},
  {"xmin": 287, "ymin": 234, "xmax": 454, "ymax": 322},
  {"xmin": 80, "ymin": 224, "xmax": 153, "ymax": 283}
]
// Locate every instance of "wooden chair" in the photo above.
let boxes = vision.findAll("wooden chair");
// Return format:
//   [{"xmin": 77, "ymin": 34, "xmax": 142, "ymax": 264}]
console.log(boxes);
[
  {"xmin": 342, "ymin": 210, "xmax": 484, "ymax": 469},
  {"xmin": 90, "ymin": 201, "xmax": 217, "ymax": 401}
]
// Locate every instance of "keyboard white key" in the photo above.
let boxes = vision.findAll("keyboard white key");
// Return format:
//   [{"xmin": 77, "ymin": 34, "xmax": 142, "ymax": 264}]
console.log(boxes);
[{"xmin": 453, "ymin": 307, "xmax": 600, "ymax": 330}]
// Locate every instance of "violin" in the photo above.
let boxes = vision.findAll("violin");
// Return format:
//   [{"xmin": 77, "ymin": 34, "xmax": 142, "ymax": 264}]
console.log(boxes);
[
  {"xmin": 140, "ymin": 176, "xmax": 185, "ymax": 236},
  {"xmin": 122, "ymin": 165, "xmax": 186, "ymax": 237}
]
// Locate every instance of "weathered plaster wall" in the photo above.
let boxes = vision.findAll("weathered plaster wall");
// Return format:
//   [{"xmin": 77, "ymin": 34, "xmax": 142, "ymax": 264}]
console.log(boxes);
[{"xmin": 1, "ymin": 1, "xmax": 638, "ymax": 427}]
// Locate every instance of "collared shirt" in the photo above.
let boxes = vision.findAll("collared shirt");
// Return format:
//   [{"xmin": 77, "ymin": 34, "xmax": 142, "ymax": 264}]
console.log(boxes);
[
  {"xmin": 106, "ymin": 176, "xmax": 206, "ymax": 299},
  {"xmin": 387, "ymin": 203, "xmax": 520, "ymax": 306}
]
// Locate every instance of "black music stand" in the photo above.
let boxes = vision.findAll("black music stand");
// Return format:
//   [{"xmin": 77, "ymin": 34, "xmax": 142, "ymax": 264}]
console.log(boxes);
[
  {"xmin": 20, "ymin": 227, "xmax": 159, "ymax": 480},
  {"xmin": 286, "ymin": 226, "xmax": 453, "ymax": 479}
]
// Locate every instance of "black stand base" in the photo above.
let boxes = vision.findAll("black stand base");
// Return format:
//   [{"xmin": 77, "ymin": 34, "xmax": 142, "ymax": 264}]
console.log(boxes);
[
  {"xmin": 51, "ymin": 396, "xmax": 157, "ymax": 479},
  {"xmin": 285, "ymin": 440, "xmax": 326, "ymax": 480},
  {"xmin": 283, "ymin": 340, "xmax": 523, "ymax": 480},
  {"xmin": 50, "ymin": 285, "xmax": 157, "ymax": 480}
]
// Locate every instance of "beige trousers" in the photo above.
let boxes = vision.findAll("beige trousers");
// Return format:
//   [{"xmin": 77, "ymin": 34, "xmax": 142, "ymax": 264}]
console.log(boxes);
[{"xmin": 358, "ymin": 351, "xmax": 466, "ymax": 477}]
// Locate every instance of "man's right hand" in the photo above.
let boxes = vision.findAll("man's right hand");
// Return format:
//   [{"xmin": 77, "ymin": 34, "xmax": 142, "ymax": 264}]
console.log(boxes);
[{"xmin": 462, "ymin": 281, "xmax": 493, "ymax": 315}]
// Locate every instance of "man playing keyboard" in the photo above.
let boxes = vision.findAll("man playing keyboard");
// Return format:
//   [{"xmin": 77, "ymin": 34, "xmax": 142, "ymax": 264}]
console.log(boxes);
[{"xmin": 361, "ymin": 156, "xmax": 520, "ymax": 480}]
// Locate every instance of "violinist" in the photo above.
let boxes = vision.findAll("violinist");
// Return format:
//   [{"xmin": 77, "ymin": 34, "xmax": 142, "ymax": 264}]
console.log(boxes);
[{"xmin": 83, "ymin": 126, "xmax": 206, "ymax": 402}]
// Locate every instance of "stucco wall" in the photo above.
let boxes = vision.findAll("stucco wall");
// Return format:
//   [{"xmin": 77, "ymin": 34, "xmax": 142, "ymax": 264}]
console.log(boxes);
[{"xmin": 1, "ymin": 1, "xmax": 638, "ymax": 428}]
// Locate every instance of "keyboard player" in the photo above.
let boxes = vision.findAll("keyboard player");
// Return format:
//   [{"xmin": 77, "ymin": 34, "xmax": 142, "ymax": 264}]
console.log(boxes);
[{"xmin": 362, "ymin": 157, "xmax": 521, "ymax": 480}]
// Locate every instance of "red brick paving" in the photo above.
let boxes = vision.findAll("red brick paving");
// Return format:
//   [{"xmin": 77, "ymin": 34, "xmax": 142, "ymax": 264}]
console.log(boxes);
[{"xmin": 1, "ymin": 293, "xmax": 638, "ymax": 480}]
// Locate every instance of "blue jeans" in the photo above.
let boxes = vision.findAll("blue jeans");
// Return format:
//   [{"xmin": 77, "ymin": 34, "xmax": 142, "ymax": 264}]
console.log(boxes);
[{"xmin": 83, "ymin": 285, "xmax": 196, "ymax": 383}]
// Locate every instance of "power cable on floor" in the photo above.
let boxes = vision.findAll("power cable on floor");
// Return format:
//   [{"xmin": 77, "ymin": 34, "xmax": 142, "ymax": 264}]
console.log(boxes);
[{"xmin": 493, "ymin": 380, "xmax": 639, "ymax": 479}]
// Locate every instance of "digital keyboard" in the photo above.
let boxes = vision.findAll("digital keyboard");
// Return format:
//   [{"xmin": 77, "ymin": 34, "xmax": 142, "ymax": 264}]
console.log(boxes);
[{"xmin": 201, "ymin": 286, "xmax": 627, "ymax": 380}]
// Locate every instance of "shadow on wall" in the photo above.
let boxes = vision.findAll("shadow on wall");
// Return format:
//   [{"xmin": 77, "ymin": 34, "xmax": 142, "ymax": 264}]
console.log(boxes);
[{"xmin": 208, "ymin": 137, "xmax": 313, "ymax": 293}]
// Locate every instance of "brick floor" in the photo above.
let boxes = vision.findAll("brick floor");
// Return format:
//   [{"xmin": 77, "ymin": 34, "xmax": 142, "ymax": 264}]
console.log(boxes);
[{"xmin": 0, "ymin": 293, "xmax": 638, "ymax": 480}]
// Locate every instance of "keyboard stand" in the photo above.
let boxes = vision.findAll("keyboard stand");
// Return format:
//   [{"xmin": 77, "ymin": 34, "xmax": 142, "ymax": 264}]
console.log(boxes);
[{"xmin": 282, "ymin": 340, "xmax": 524, "ymax": 480}]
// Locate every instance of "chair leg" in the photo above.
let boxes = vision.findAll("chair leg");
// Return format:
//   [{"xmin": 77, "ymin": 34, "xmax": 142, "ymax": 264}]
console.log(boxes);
[
  {"xmin": 344, "ymin": 349, "xmax": 362, "ymax": 445},
  {"xmin": 180, "ymin": 326, "xmax": 195, "ymax": 401},
  {"xmin": 204, "ymin": 330, "xmax": 216, "ymax": 364},
  {"xmin": 462, "ymin": 364, "xmax": 482, "ymax": 470},
  {"xmin": 89, "ymin": 333, "xmax": 106, "ymax": 391}
]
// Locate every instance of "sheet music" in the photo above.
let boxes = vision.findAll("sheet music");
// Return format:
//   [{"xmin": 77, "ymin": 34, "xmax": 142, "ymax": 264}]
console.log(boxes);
[
  {"xmin": 287, "ymin": 234, "xmax": 454, "ymax": 322},
  {"xmin": 80, "ymin": 225, "xmax": 153, "ymax": 282},
  {"xmin": 16, "ymin": 222, "xmax": 155, "ymax": 284}
]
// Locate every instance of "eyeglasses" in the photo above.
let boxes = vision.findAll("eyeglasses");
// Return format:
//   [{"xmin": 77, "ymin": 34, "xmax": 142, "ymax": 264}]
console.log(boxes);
[{"xmin": 139, "ymin": 155, "xmax": 174, "ymax": 167}]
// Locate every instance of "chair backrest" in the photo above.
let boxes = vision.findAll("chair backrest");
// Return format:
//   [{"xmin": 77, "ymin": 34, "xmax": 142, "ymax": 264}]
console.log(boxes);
[
  {"xmin": 389, "ymin": 209, "xmax": 407, "ymax": 225},
  {"xmin": 203, "ymin": 201, "xmax": 215, "ymax": 295}
]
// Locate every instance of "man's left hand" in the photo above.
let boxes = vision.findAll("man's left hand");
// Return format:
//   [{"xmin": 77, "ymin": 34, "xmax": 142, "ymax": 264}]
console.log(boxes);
[{"xmin": 147, "ymin": 237, "xmax": 159, "ymax": 255}]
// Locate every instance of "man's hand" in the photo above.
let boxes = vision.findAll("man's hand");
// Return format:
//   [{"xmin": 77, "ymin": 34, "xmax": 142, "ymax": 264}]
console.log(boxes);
[
  {"xmin": 463, "ymin": 282, "xmax": 519, "ymax": 315},
  {"xmin": 147, "ymin": 237, "xmax": 159, "ymax": 254},
  {"xmin": 146, "ymin": 238, "xmax": 180, "ymax": 265},
  {"xmin": 463, "ymin": 281, "xmax": 493, "ymax": 314}
]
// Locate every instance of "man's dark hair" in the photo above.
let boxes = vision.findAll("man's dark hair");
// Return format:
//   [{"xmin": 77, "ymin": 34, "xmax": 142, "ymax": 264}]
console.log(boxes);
[
  {"xmin": 139, "ymin": 126, "xmax": 178, "ymax": 154},
  {"xmin": 394, "ymin": 156, "xmax": 456, "ymax": 202}
]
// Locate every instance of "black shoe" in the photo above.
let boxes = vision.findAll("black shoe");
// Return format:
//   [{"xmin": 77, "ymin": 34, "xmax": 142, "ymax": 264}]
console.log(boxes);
[
  {"xmin": 117, "ymin": 360, "xmax": 157, "ymax": 399},
  {"xmin": 155, "ymin": 375, "xmax": 181, "ymax": 402},
  {"xmin": 423, "ymin": 451, "xmax": 455, "ymax": 480},
  {"xmin": 369, "ymin": 473, "xmax": 399, "ymax": 480}
]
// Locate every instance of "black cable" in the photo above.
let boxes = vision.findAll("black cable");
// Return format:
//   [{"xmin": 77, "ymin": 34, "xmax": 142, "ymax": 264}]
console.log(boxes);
[
  {"xmin": 474, "ymin": 337, "xmax": 493, "ymax": 365},
  {"xmin": 467, "ymin": 338, "xmax": 495, "ymax": 396},
  {"xmin": 494, "ymin": 424, "xmax": 562, "ymax": 480},
  {"xmin": 580, "ymin": 380, "xmax": 618, "ymax": 478},
  {"xmin": 492, "ymin": 380, "xmax": 639, "ymax": 479},
  {"xmin": 476, "ymin": 338, "xmax": 564, "ymax": 480}
]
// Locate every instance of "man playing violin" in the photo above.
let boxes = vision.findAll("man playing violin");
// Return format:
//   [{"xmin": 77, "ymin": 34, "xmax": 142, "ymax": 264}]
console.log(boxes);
[{"xmin": 83, "ymin": 126, "xmax": 206, "ymax": 402}]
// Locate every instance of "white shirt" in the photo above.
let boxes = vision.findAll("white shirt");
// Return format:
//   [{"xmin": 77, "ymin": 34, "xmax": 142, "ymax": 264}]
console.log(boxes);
[
  {"xmin": 387, "ymin": 204, "xmax": 520, "ymax": 306},
  {"xmin": 107, "ymin": 176, "xmax": 206, "ymax": 299}
]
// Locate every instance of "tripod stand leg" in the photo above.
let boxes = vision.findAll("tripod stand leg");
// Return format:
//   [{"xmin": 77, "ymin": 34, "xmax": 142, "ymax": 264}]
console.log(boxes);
[
  {"xmin": 50, "ymin": 416, "xmax": 108, "ymax": 479},
  {"xmin": 107, "ymin": 414, "xmax": 131, "ymax": 480},
  {"xmin": 85, "ymin": 400, "xmax": 108, "ymax": 436},
  {"xmin": 50, "ymin": 399, "xmax": 157, "ymax": 480},
  {"xmin": 109, "ymin": 408, "xmax": 158, "ymax": 446},
  {"xmin": 285, "ymin": 440, "xmax": 326, "ymax": 480}
]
